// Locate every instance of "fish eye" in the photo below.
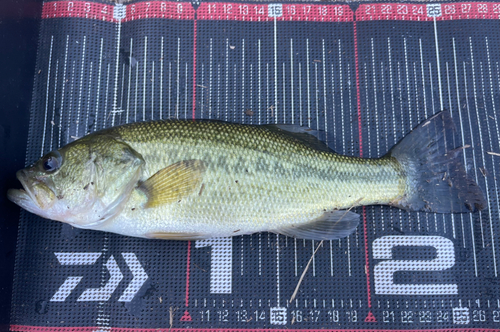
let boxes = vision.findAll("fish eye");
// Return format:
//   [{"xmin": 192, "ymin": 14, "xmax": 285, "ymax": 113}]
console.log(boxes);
[{"xmin": 41, "ymin": 151, "xmax": 62, "ymax": 173}]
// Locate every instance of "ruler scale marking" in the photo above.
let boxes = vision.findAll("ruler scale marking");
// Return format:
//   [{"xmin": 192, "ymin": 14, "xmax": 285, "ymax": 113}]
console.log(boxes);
[
  {"xmin": 479, "ymin": 61, "xmax": 498, "ymax": 277},
  {"xmin": 49, "ymin": 60, "xmax": 59, "ymax": 149},
  {"xmin": 463, "ymin": 62, "xmax": 479, "ymax": 277},
  {"xmin": 13, "ymin": 2, "xmax": 500, "ymax": 329},
  {"xmin": 126, "ymin": 38, "xmax": 132, "ymax": 123},
  {"xmin": 41, "ymin": 36, "xmax": 54, "ymax": 156},
  {"xmin": 469, "ymin": 38, "xmax": 490, "ymax": 253}
]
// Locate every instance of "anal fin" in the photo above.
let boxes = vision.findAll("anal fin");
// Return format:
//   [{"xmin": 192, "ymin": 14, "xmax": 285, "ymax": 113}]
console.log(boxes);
[{"xmin": 275, "ymin": 210, "xmax": 360, "ymax": 240}]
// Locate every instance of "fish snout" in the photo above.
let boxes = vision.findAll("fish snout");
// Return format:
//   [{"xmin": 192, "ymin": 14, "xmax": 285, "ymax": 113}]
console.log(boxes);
[{"xmin": 14, "ymin": 168, "xmax": 56, "ymax": 210}]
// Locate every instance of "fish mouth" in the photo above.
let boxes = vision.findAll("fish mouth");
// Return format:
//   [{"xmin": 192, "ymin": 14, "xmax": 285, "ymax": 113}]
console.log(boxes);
[
  {"xmin": 7, "ymin": 187, "xmax": 37, "ymax": 212},
  {"xmin": 7, "ymin": 169, "xmax": 45, "ymax": 213}
]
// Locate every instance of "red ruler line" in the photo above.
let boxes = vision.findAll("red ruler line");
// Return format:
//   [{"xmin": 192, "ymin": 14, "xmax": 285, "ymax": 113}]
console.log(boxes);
[
  {"xmin": 41, "ymin": 1, "xmax": 500, "ymax": 22},
  {"xmin": 185, "ymin": 240, "xmax": 191, "ymax": 308},
  {"xmin": 10, "ymin": 326, "xmax": 500, "ymax": 332},
  {"xmin": 356, "ymin": 2, "xmax": 500, "ymax": 21},
  {"xmin": 192, "ymin": 19, "xmax": 197, "ymax": 120},
  {"xmin": 352, "ymin": 20, "xmax": 373, "ymax": 322},
  {"xmin": 122, "ymin": 2, "xmax": 194, "ymax": 21},
  {"xmin": 40, "ymin": 1, "xmax": 352, "ymax": 22},
  {"xmin": 179, "ymin": 240, "xmax": 193, "ymax": 321},
  {"xmin": 41, "ymin": 1, "xmax": 195, "ymax": 21},
  {"xmin": 41, "ymin": 1, "xmax": 117, "ymax": 21},
  {"xmin": 197, "ymin": 3, "xmax": 353, "ymax": 22}
]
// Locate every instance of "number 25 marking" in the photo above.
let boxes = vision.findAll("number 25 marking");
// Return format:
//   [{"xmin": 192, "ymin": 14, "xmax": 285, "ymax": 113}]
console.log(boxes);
[{"xmin": 373, "ymin": 235, "xmax": 458, "ymax": 295}]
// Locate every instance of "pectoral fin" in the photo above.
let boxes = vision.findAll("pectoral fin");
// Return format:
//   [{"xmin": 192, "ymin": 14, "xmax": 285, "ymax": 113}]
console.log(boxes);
[
  {"xmin": 275, "ymin": 210, "xmax": 360, "ymax": 240},
  {"xmin": 139, "ymin": 159, "xmax": 206, "ymax": 208}
]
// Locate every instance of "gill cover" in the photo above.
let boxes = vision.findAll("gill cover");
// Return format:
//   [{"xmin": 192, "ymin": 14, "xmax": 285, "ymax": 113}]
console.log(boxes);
[{"xmin": 76, "ymin": 135, "xmax": 145, "ymax": 227}]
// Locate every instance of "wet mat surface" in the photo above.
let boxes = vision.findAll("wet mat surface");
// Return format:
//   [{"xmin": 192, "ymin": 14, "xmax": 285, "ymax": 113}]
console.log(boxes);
[{"xmin": 9, "ymin": 1, "xmax": 500, "ymax": 331}]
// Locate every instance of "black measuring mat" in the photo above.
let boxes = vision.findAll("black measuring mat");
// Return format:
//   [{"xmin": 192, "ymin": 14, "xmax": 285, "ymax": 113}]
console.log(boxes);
[{"xmin": 9, "ymin": 1, "xmax": 500, "ymax": 331}]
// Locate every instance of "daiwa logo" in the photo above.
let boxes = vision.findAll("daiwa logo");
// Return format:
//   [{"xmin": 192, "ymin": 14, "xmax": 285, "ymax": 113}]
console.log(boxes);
[{"xmin": 50, "ymin": 252, "xmax": 148, "ymax": 302}]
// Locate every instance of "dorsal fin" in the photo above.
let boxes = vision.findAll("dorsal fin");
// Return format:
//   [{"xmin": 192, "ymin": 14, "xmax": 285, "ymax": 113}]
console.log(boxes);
[{"xmin": 262, "ymin": 124, "xmax": 334, "ymax": 153}]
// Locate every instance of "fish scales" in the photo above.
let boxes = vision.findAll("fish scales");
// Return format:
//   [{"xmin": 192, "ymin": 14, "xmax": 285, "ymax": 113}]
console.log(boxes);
[{"xmin": 94, "ymin": 120, "xmax": 404, "ymax": 238}]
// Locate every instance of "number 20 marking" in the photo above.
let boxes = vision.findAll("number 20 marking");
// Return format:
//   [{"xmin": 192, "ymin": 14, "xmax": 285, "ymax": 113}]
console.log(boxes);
[{"xmin": 373, "ymin": 236, "xmax": 458, "ymax": 295}]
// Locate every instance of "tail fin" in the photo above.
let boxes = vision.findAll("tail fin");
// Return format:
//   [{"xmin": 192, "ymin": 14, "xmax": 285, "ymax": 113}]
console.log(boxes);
[{"xmin": 387, "ymin": 110, "xmax": 486, "ymax": 213}]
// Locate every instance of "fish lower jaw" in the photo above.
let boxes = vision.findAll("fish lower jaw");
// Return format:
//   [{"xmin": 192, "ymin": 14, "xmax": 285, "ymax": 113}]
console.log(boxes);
[{"xmin": 7, "ymin": 188, "xmax": 42, "ymax": 215}]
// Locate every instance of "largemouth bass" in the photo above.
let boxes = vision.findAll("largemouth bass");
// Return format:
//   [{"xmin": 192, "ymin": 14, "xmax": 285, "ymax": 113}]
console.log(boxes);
[{"xmin": 8, "ymin": 111, "xmax": 485, "ymax": 240}]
